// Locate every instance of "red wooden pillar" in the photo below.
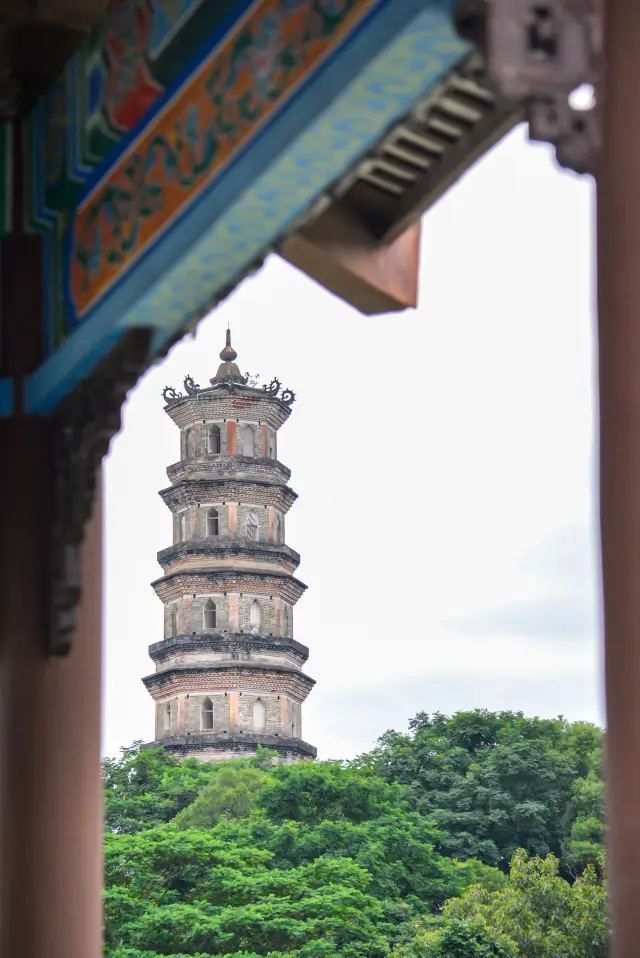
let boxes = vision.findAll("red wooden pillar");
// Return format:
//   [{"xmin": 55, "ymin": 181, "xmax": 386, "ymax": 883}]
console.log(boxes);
[
  {"xmin": 598, "ymin": 2, "xmax": 640, "ymax": 955},
  {"xmin": 0, "ymin": 125, "xmax": 104, "ymax": 958}
]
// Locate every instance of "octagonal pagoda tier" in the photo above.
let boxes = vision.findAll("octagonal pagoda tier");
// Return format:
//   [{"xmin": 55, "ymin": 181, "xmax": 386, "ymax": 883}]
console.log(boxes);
[{"xmin": 143, "ymin": 331, "xmax": 316, "ymax": 763}]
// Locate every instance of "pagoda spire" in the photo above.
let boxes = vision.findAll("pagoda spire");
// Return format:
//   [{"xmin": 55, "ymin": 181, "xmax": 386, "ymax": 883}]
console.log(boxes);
[
  {"xmin": 211, "ymin": 327, "xmax": 244, "ymax": 383},
  {"xmin": 219, "ymin": 327, "xmax": 237, "ymax": 362}
]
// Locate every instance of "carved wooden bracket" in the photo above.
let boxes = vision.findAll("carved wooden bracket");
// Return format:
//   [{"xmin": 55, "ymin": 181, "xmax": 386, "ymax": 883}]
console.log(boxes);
[
  {"xmin": 49, "ymin": 329, "xmax": 153, "ymax": 655},
  {"xmin": 455, "ymin": 0, "xmax": 600, "ymax": 175}
]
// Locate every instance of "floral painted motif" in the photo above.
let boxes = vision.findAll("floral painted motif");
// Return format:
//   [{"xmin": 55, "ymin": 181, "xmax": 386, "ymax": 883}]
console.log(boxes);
[
  {"xmin": 70, "ymin": 0, "xmax": 371, "ymax": 316},
  {"xmin": 103, "ymin": 0, "xmax": 164, "ymax": 132}
]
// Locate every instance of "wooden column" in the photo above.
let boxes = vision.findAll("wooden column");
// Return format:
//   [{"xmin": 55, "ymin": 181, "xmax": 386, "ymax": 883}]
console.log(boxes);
[
  {"xmin": 0, "ymin": 124, "xmax": 103, "ymax": 958},
  {"xmin": 0, "ymin": 466, "xmax": 104, "ymax": 958},
  {"xmin": 598, "ymin": 2, "xmax": 640, "ymax": 955}
]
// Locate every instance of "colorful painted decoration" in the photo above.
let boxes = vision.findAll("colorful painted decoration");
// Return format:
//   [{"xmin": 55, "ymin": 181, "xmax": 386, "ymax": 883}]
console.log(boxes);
[{"xmin": 23, "ymin": 0, "xmax": 470, "ymax": 413}]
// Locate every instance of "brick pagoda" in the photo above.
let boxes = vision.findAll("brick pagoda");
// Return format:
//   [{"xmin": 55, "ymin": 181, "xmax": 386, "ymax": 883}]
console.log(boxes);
[{"xmin": 143, "ymin": 331, "xmax": 316, "ymax": 762}]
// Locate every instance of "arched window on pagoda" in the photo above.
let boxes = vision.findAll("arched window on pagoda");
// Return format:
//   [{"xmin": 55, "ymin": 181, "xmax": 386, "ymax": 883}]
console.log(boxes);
[
  {"xmin": 207, "ymin": 508, "xmax": 219, "ymax": 537},
  {"xmin": 201, "ymin": 697, "xmax": 214, "ymax": 731},
  {"xmin": 164, "ymin": 703, "xmax": 172, "ymax": 731},
  {"xmin": 249, "ymin": 599, "xmax": 261, "ymax": 632},
  {"xmin": 275, "ymin": 512, "xmax": 283, "ymax": 543},
  {"xmin": 246, "ymin": 512, "xmax": 258, "ymax": 541},
  {"xmin": 203, "ymin": 599, "xmax": 217, "ymax": 629},
  {"xmin": 253, "ymin": 698, "xmax": 266, "ymax": 732},
  {"xmin": 241, "ymin": 424, "xmax": 255, "ymax": 457},
  {"xmin": 207, "ymin": 423, "xmax": 221, "ymax": 454}
]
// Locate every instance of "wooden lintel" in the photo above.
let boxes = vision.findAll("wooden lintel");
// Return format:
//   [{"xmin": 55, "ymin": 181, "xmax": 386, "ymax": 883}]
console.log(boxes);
[{"xmin": 279, "ymin": 203, "xmax": 421, "ymax": 315}]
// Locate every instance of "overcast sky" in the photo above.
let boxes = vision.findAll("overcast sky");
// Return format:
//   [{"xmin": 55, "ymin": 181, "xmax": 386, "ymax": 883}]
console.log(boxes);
[{"xmin": 102, "ymin": 124, "xmax": 602, "ymax": 761}]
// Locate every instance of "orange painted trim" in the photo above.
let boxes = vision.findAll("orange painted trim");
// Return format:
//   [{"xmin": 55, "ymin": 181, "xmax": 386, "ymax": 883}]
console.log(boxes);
[
  {"xmin": 227, "ymin": 420, "xmax": 237, "ymax": 456},
  {"xmin": 267, "ymin": 506, "xmax": 274, "ymax": 541},
  {"xmin": 229, "ymin": 693, "xmax": 239, "ymax": 730},
  {"xmin": 177, "ymin": 695, "xmax": 185, "ymax": 732}
]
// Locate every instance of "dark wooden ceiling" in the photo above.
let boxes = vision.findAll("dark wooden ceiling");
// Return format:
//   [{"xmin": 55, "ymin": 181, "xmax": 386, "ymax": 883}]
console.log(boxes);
[{"xmin": 0, "ymin": 0, "xmax": 108, "ymax": 116}]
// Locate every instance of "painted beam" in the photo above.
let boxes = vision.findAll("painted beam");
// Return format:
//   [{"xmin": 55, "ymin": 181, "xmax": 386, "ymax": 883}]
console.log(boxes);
[{"xmin": 24, "ymin": 0, "xmax": 469, "ymax": 413}]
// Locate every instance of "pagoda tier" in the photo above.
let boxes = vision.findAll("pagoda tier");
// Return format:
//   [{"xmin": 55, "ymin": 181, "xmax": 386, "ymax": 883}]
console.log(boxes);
[{"xmin": 144, "ymin": 332, "xmax": 315, "ymax": 763}]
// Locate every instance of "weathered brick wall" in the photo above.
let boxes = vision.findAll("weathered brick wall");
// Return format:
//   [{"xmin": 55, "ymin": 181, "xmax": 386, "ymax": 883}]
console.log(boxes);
[
  {"xmin": 164, "ymin": 594, "xmax": 292, "ymax": 637},
  {"xmin": 180, "ymin": 594, "xmax": 277, "ymax": 635},
  {"xmin": 182, "ymin": 692, "xmax": 230, "ymax": 732},
  {"xmin": 160, "ymin": 479, "xmax": 297, "ymax": 514},
  {"xmin": 169, "ymin": 504, "xmax": 287, "ymax": 545},
  {"xmin": 179, "ymin": 422, "xmax": 278, "ymax": 463},
  {"xmin": 167, "ymin": 457, "xmax": 291, "ymax": 485},
  {"xmin": 154, "ymin": 570, "xmax": 306, "ymax": 605},
  {"xmin": 157, "ymin": 692, "xmax": 295, "ymax": 737},
  {"xmin": 167, "ymin": 394, "xmax": 291, "ymax": 431},
  {"xmin": 146, "ymin": 666, "xmax": 314, "ymax": 702}
]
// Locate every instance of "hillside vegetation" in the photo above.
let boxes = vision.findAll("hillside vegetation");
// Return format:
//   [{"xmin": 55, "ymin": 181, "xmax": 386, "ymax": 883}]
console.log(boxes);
[{"xmin": 103, "ymin": 710, "xmax": 608, "ymax": 957}]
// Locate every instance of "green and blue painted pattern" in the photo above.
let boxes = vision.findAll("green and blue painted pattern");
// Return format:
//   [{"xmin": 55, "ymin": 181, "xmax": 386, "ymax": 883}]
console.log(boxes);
[{"xmin": 25, "ymin": 0, "xmax": 469, "ymax": 413}]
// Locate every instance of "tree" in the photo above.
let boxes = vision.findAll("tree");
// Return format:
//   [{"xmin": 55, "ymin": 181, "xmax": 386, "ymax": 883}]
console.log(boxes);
[
  {"xmin": 443, "ymin": 850, "xmax": 608, "ymax": 958},
  {"xmin": 174, "ymin": 763, "xmax": 268, "ymax": 829},
  {"xmin": 353, "ymin": 711, "xmax": 604, "ymax": 874}
]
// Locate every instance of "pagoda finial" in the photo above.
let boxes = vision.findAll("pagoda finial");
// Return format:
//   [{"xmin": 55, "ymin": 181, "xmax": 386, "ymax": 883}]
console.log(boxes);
[
  {"xmin": 211, "ymin": 327, "xmax": 244, "ymax": 384},
  {"xmin": 219, "ymin": 327, "xmax": 237, "ymax": 363}
]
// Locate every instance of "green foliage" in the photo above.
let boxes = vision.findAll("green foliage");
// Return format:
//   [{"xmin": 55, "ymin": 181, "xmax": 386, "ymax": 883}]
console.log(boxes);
[
  {"xmin": 256, "ymin": 761, "xmax": 408, "ymax": 826},
  {"xmin": 353, "ymin": 711, "xmax": 604, "ymax": 874},
  {"xmin": 174, "ymin": 764, "xmax": 268, "ymax": 829},
  {"xmin": 103, "ymin": 712, "xmax": 607, "ymax": 957},
  {"xmin": 394, "ymin": 851, "xmax": 608, "ymax": 958},
  {"xmin": 104, "ymin": 746, "xmax": 491, "ymax": 957},
  {"xmin": 393, "ymin": 918, "xmax": 518, "ymax": 958},
  {"xmin": 104, "ymin": 744, "xmax": 219, "ymax": 834},
  {"xmin": 443, "ymin": 850, "xmax": 608, "ymax": 958}
]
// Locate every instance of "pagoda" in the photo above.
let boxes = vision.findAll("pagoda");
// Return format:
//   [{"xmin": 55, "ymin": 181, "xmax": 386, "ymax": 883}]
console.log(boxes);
[{"xmin": 143, "ymin": 331, "xmax": 316, "ymax": 762}]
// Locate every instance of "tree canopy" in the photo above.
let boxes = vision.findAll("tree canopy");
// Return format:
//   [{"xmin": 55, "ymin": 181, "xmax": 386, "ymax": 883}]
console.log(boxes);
[
  {"xmin": 393, "ymin": 851, "xmax": 608, "ymax": 958},
  {"xmin": 102, "ymin": 710, "xmax": 607, "ymax": 957},
  {"xmin": 352, "ymin": 710, "xmax": 604, "ymax": 876}
]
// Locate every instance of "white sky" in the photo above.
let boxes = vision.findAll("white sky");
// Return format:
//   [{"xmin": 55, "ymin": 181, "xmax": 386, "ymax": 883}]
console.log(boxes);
[{"xmin": 102, "ymin": 125, "xmax": 602, "ymax": 761}]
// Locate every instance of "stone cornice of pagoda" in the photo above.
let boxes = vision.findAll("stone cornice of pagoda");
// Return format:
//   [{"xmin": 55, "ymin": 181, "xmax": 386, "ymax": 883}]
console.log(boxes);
[
  {"xmin": 147, "ymin": 632, "xmax": 309, "ymax": 666},
  {"xmin": 151, "ymin": 568, "xmax": 307, "ymax": 605},
  {"xmin": 142, "ymin": 663, "xmax": 316, "ymax": 702},
  {"xmin": 166, "ymin": 456, "xmax": 291, "ymax": 486},
  {"xmin": 159, "ymin": 478, "xmax": 298, "ymax": 513},
  {"xmin": 157, "ymin": 538, "xmax": 301, "ymax": 575},
  {"xmin": 146, "ymin": 733, "xmax": 317, "ymax": 760},
  {"xmin": 164, "ymin": 390, "xmax": 292, "ymax": 431}
]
